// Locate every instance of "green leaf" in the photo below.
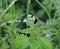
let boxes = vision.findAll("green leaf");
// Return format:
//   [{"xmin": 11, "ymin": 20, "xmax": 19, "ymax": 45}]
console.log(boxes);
[
  {"xmin": 12, "ymin": 34, "xmax": 30, "ymax": 49},
  {"xmin": 2, "ymin": 13, "xmax": 16, "ymax": 22},
  {"xmin": 26, "ymin": 19, "xmax": 34, "ymax": 28},
  {"xmin": 30, "ymin": 36, "xmax": 52, "ymax": 49},
  {"xmin": 20, "ymin": 28, "xmax": 32, "ymax": 34}
]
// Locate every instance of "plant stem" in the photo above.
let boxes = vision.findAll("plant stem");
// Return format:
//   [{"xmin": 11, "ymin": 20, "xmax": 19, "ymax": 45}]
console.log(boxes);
[
  {"xmin": 0, "ymin": 20, "xmax": 21, "ymax": 26},
  {"xmin": 35, "ymin": 0, "xmax": 51, "ymax": 20},
  {"xmin": 1, "ymin": 0, "xmax": 2, "ymax": 9},
  {"xmin": 5, "ymin": 0, "xmax": 8, "ymax": 8},
  {"xmin": 0, "ymin": 0, "xmax": 17, "ymax": 20},
  {"xmin": 27, "ymin": 0, "xmax": 31, "ymax": 16}
]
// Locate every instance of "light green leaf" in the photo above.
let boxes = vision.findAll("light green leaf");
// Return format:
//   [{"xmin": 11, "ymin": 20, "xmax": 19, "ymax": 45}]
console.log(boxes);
[
  {"xmin": 2, "ymin": 13, "xmax": 16, "ymax": 22},
  {"xmin": 12, "ymin": 34, "xmax": 30, "ymax": 49},
  {"xmin": 30, "ymin": 36, "xmax": 52, "ymax": 49}
]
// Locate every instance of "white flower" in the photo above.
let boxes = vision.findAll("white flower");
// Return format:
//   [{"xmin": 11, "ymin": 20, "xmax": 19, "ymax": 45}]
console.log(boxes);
[
  {"xmin": 27, "ymin": 14, "xmax": 32, "ymax": 17},
  {"xmin": 23, "ymin": 19, "xmax": 27, "ymax": 22},
  {"xmin": 45, "ymin": 33, "xmax": 50, "ymax": 37}
]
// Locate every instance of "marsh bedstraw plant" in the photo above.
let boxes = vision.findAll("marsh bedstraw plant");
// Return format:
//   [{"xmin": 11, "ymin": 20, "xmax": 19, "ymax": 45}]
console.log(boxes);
[{"xmin": 0, "ymin": 0, "xmax": 60, "ymax": 49}]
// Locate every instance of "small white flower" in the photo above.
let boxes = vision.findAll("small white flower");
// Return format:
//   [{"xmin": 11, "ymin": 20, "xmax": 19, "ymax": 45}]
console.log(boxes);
[
  {"xmin": 45, "ymin": 33, "xmax": 50, "ymax": 37},
  {"xmin": 27, "ymin": 14, "xmax": 32, "ymax": 17},
  {"xmin": 23, "ymin": 19, "xmax": 27, "ymax": 22},
  {"xmin": 33, "ymin": 16, "xmax": 35, "ymax": 20},
  {"xmin": 28, "ymin": 18, "xmax": 31, "ymax": 20}
]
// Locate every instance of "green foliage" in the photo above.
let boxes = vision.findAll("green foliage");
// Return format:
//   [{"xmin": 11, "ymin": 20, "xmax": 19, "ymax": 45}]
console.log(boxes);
[
  {"xmin": 2, "ymin": 13, "xmax": 15, "ymax": 22},
  {"xmin": 12, "ymin": 34, "xmax": 30, "ymax": 49},
  {"xmin": 30, "ymin": 36, "xmax": 52, "ymax": 49},
  {"xmin": 0, "ymin": 0, "xmax": 60, "ymax": 49}
]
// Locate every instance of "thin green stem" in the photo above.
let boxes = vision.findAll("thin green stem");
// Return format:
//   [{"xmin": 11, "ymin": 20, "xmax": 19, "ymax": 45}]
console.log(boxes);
[
  {"xmin": 50, "ymin": 0, "xmax": 52, "ymax": 17},
  {"xmin": 54, "ymin": 11, "xmax": 56, "ymax": 19},
  {"xmin": 27, "ymin": 0, "xmax": 31, "ymax": 16},
  {"xmin": 1, "ymin": 0, "xmax": 2, "ymax": 9},
  {"xmin": 10, "ymin": 0, "xmax": 13, "ymax": 13},
  {"xmin": 0, "ymin": 0, "xmax": 2, "ymax": 36},
  {"xmin": 5, "ymin": 0, "xmax": 8, "ymax": 8},
  {"xmin": 35, "ymin": 0, "xmax": 51, "ymax": 20},
  {"xmin": 13, "ymin": 4, "xmax": 15, "ymax": 13},
  {"xmin": 10, "ymin": 0, "xmax": 15, "ymax": 14},
  {"xmin": 52, "ymin": 0, "xmax": 57, "ymax": 19},
  {"xmin": 9, "ymin": 0, "xmax": 16, "ymax": 37}
]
